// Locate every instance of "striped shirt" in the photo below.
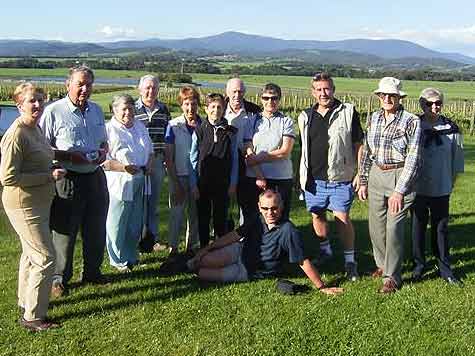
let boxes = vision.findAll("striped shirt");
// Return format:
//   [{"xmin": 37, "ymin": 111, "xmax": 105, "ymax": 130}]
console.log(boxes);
[
  {"xmin": 359, "ymin": 107, "xmax": 422, "ymax": 194},
  {"xmin": 134, "ymin": 98, "xmax": 170, "ymax": 154}
]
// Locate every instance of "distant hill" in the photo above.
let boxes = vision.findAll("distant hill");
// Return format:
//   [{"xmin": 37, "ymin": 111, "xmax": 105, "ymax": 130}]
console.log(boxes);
[{"xmin": 1, "ymin": 32, "xmax": 474, "ymax": 66}]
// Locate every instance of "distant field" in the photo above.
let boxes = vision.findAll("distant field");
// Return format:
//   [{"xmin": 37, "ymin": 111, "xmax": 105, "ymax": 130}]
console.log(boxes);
[{"xmin": 1, "ymin": 68, "xmax": 475, "ymax": 99}]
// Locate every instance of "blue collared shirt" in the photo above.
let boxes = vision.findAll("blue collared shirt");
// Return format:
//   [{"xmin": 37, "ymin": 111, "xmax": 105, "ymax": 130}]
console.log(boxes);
[{"xmin": 40, "ymin": 96, "xmax": 107, "ymax": 173}]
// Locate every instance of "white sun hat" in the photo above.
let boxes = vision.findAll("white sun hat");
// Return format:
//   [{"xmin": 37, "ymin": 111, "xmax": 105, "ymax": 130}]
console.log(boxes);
[{"xmin": 374, "ymin": 77, "xmax": 406, "ymax": 98}]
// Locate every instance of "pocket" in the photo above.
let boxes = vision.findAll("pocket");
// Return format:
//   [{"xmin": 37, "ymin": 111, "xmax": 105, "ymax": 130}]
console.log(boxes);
[{"xmin": 391, "ymin": 131, "xmax": 407, "ymax": 154}]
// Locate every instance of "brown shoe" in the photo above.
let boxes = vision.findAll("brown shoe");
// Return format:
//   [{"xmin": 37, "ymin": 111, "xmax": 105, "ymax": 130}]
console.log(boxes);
[
  {"xmin": 19, "ymin": 318, "xmax": 60, "ymax": 332},
  {"xmin": 371, "ymin": 268, "xmax": 383, "ymax": 278},
  {"xmin": 378, "ymin": 278, "xmax": 399, "ymax": 294},
  {"xmin": 51, "ymin": 281, "xmax": 65, "ymax": 299}
]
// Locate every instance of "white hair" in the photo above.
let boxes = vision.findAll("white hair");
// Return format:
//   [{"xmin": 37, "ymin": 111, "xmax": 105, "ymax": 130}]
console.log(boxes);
[{"xmin": 138, "ymin": 74, "xmax": 160, "ymax": 89}]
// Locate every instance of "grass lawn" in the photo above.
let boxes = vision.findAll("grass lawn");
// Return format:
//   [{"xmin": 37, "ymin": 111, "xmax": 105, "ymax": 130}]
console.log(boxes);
[
  {"xmin": 0, "ymin": 119, "xmax": 474, "ymax": 356},
  {"xmin": 2, "ymin": 67, "xmax": 475, "ymax": 99}
]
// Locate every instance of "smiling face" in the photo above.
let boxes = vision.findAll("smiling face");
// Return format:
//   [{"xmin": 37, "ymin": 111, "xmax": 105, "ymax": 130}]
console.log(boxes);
[
  {"xmin": 139, "ymin": 79, "xmax": 159, "ymax": 107},
  {"xmin": 378, "ymin": 93, "xmax": 401, "ymax": 115},
  {"xmin": 311, "ymin": 80, "xmax": 335, "ymax": 108},
  {"xmin": 260, "ymin": 90, "xmax": 280, "ymax": 116},
  {"xmin": 113, "ymin": 101, "xmax": 135, "ymax": 128},
  {"xmin": 258, "ymin": 191, "xmax": 283, "ymax": 226},
  {"xmin": 226, "ymin": 78, "xmax": 245, "ymax": 111},
  {"xmin": 424, "ymin": 99, "xmax": 443, "ymax": 118},
  {"xmin": 181, "ymin": 97, "xmax": 198, "ymax": 122},
  {"xmin": 67, "ymin": 71, "xmax": 93, "ymax": 109},
  {"xmin": 205, "ymin": 100, "xmax": 225, "ymax": 124},
  {"xmin": 18, "ymin": 90, "xmax": 45, "ymax": 125}
]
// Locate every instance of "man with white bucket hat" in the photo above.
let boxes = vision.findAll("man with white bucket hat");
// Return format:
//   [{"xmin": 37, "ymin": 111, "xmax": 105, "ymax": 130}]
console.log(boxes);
[{"xmin": 358, "ymin": 77, "xmax": 422, "ymax": 294}]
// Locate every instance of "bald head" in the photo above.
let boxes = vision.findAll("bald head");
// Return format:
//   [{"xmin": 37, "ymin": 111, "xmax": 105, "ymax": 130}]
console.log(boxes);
[{"xmin": 226, "ymin": 78, "xmax": 246, "ymax": 112}]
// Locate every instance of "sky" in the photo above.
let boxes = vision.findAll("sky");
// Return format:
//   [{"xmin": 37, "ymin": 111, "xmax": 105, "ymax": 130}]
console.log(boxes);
[{"xmin": 3, "ymin": 0, "xmax": 475, "ymax": 56}]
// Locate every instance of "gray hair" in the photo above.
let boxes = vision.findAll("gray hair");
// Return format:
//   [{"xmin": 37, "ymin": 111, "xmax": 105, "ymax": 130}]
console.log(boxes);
[
  {"xmin": 420, "ymin": 88, "xmax": 444, "ymax": 103},
  {"xmin": 111, "ymin": 94, "xmax": 135, "ymax": 110},
  {"xmin": 68, "ymin": 65, "xmax": 94, "ymax": 82},
  {"xmin": 226, "ymin": 77, "xmax": 246, "ymax": 94},
  {"xmin": 138, "ymin": 74, "xmax": 160, "ymax": 89}
]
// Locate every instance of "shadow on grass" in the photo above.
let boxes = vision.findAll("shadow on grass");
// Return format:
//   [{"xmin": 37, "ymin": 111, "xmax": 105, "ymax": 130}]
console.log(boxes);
[{"xmin": 52, "ymin": 271, "xmax": 229, "ymax": 321}]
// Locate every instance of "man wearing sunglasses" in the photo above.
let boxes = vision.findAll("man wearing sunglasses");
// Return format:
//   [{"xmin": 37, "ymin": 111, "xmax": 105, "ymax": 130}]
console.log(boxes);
[
  {"xmin": 186, "ymin": 189, "xmax": 343, "ymax": 295},
  {"xmin": 297, "ymin": 73, "xmax": 364, "ymax": 281}
]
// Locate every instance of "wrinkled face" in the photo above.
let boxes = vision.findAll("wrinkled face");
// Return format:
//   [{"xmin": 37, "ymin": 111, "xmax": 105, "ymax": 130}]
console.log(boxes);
[
  {"xmin": 424, "ymin": 99, "xmax": 443, "ymax": 116},
  {"xmin": 261, "ymin": 90, "xmax": 280, "ymax": 115},
  {"xmin": 67, "ymin": 71, "xmax": 93, "ymax": 107},
  {"xmin": 311, "ymin": 80, "xmax": 334, "ymax": 108},
  {"xmin": 378, "ymin": 93, "xmax": 400, "ymax": 114},
  {"xmin": 226, "ymin": 79, "xmax": 245, "ymax": 110},
  {"xmin": 139, "ymin": 79, "xmax": 159, "ymax": 105},
  {"xmin": 205, "ymin": 100, "xmax": 224, "ymax": 123},
  {"xmin": 181, "ymin": 98, "xmax": 198, "ymax": 121},
  {"xmin": 113, "ymin": 102, "xmax": 135, "ymax": 127},
  {"xmin": 18, "ymin": 90, "xmax": 45, "ymax": 122},
  {"xmin": 258, "ymin": 194, "xmax": 283, "ymax": 225}
]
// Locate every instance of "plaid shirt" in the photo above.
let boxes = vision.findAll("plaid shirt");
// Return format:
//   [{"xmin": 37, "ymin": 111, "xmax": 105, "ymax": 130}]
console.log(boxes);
[{"xmin": 359, "ymin": 106, "xmax": 422, "ymax": 194}]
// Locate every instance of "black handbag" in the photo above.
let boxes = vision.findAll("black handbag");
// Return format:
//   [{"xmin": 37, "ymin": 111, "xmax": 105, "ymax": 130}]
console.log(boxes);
[
  {"xmin": 138, "ymin": 175, "xmax": 155, "ymax": 253},
  {"xmin": 49, "ymin": 175, "xmax": 74, "ymax": 235}
]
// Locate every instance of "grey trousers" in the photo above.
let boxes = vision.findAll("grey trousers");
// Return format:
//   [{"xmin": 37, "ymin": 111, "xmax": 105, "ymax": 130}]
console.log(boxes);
[
  {"xmin": 52, "ymin": 169, "xmax": 109, "ymax": 285},
  {"xmin": 167, "ymin": 175, "xmax": 199, "ymax": 251},
  {"xmin": 368, "ymin": 165, "xmax": 415, "ymax": 286}
]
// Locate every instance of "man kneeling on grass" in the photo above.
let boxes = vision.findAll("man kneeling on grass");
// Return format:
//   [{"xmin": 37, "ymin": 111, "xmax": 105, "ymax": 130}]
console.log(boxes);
[{"xmin": 187, "ymin": 189, "xmax": 343, "ymax": 295}]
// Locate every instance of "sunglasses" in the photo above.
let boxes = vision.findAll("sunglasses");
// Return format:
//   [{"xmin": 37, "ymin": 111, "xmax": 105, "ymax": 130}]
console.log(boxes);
[
  {"xmin": 261, "ymin": 95, "xmax": 279, "ymax": 101},
  {"xmin": 259, "ymin": 206, "xmax": 280, "ymax": 212},
  {"xmin": 378, "ymin": 93, "xmax": 399, "ymax": 99},
  {"xmin": 426, "ymin": 100, "xmax": 443, "ymax": 106}
]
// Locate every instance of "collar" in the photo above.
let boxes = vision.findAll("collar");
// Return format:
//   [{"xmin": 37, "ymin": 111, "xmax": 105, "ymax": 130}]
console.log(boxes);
[
  {"xmin": 259, "ymin": 214, "xmax": 282, "ymax": 233},
  {"xmin": 66, "ymin": 95, "xmax": 88, "ymax": 114},
  {"xmin": 111, "ymin": 116, "xmax": 135, "ymax": 130},
  {"xmin": 226, "ymin": 103, "xmax": 244, "ymax": 116},
  {"xmin": 136, "ymin": 98, "xmax": 159, "ymax": 111}
]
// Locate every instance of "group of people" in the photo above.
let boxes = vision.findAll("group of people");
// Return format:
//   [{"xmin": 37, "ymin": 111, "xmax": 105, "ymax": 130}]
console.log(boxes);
[{"xmin": 0, "ymin": 65, "xmax": 464, "ymax": 332}]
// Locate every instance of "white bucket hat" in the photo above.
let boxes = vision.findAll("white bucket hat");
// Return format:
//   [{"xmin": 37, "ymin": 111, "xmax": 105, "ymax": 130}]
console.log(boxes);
[{"xmin": 374, "ymin": 77, "xmax": 406, "ymax": 97}]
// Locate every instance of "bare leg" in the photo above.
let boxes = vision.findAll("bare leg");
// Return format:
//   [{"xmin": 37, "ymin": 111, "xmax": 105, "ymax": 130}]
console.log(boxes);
[{"xmin": 333, "ymin": 211, "xmax": 355, "ymax": 251}]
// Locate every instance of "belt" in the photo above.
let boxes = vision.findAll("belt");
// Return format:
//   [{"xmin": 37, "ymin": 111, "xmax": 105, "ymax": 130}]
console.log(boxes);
[{"xmin": 375, "ymin": 162, "xmax": 405, "ymax": 170}]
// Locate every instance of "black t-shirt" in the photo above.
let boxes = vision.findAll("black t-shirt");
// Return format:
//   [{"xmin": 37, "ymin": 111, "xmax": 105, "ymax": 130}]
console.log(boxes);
[
  {"xmin": 237, "ymin": 215, "xmax": 305, "ymax": 278},
  {"xmin": 308, "ymin": 99, "xmax": 364, "ymax": 180}
]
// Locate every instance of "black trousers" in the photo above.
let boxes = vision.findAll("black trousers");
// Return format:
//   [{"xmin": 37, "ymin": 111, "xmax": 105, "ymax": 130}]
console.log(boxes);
[
  {"xmin": 197, "ymin": 187, "xmax": 230, "ymax": 248},
  {"xmin": 240, "ymin": 177, "xmax": 293, "ymax": 225},
  {"xmin": 411, "ymin": 195, "xmax": 454, "ymax": 279},
  {"xmin": 52, "ymin": 168, "xmax": 109, "ymax": 284}
]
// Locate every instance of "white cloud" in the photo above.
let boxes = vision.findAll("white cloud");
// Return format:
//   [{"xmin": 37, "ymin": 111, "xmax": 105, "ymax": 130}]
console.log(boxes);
[
  {"xmin": 356, "ymin": 25, "xmax": 475, "ymax": 56},
  {"xmin": 98, "ymin": 26, "xmax": 136, "ymax": 39}
]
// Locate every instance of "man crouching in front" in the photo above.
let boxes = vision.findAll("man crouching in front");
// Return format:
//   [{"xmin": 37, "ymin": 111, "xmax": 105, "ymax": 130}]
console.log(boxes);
[{"xmin": 187, "ymin": 189, "xmax": 343, "ymax": 295}]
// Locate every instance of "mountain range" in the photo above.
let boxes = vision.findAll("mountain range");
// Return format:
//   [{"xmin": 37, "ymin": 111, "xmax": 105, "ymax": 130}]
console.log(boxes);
[{"xmin": 1, "ymin": 31, "xmax": 474, "ymax": 67}]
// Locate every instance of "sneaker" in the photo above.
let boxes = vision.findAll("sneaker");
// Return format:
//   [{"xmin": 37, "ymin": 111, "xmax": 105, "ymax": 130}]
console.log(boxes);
[
  {"xmin": 153, "ymin": 243, "xmax": 168, "ymax": 252},
  {"xmin": 116, "ymin": 265, "xmax": 133, "ymax": 273},
  {"xmin": 345, "ymin": 262, "xmax": 359, "ymax": 281},
  {"xmin": 51, "ymin": 281, "xmax": 65, "ymax": 299}
]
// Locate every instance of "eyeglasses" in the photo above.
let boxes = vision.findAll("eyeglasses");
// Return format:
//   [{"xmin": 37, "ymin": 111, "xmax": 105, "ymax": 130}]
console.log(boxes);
[
  {"xmin": 377, "ymin": 93, "xmax": 399, "ymax": 99},
  {"xmin": 427, "ymin": 100, "xmax": 443, "ymax": 106},
  {"xmin": 259, "ymin": 206, "xmax": 280, "ymax": 212},
  {"xmin": 261, "ymin": 95, "xmax": 279, "ymax": 101}
]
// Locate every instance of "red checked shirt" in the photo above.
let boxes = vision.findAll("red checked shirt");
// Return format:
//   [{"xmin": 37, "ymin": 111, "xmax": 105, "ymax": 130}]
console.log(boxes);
[{"xmin": 359, "ymin": 106, "xmax": 422, "ymax": 194}]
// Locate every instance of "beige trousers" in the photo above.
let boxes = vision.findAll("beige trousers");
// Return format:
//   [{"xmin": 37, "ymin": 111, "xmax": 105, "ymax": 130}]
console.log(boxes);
[{"xmin": 4, "ymin": 204, "xmax": 55, "ymax": 321}]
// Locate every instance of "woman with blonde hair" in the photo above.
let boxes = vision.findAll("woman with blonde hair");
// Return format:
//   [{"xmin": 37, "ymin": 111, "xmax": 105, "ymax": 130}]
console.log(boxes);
[{"xmin": 1, "ymin": 83, "xmax": 66, "ymax": 331}]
